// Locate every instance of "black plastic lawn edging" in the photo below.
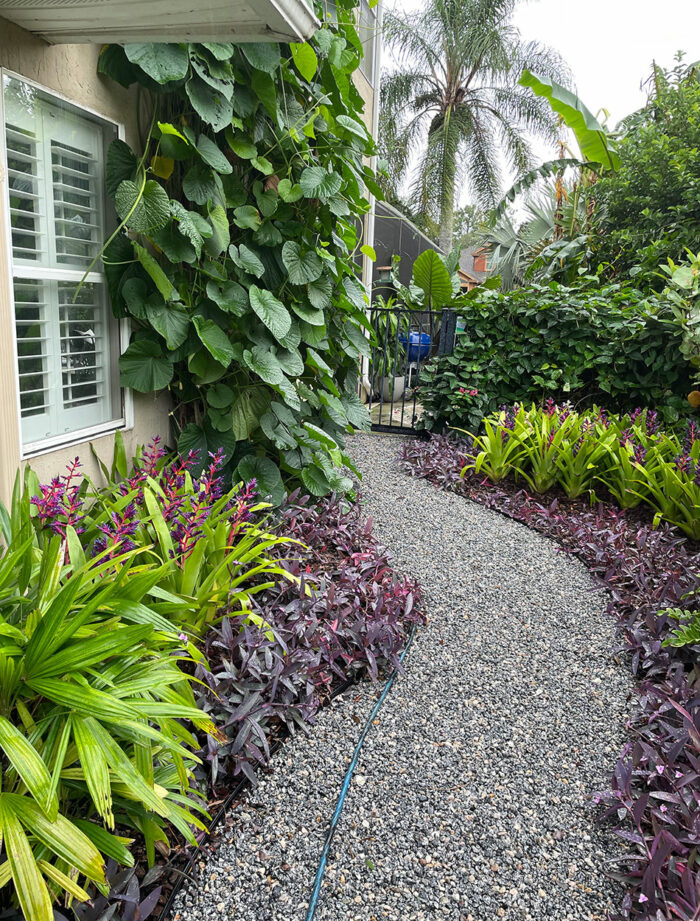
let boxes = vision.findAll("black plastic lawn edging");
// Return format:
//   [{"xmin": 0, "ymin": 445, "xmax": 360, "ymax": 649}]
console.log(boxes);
[{"xmin": 157, "ymin": 673, "xmax": 364, "ymax": 921}]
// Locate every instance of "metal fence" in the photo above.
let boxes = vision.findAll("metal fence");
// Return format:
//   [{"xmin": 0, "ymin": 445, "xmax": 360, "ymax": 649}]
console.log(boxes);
[{"xmin": 366, "ymin": 305, "xmax": 457, "ymax": 433}]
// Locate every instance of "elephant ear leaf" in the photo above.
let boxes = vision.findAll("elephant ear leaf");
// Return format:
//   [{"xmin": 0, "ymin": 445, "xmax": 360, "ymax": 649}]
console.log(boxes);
[
  {"xmin": 411, "ymin": 249, "xmax": 452, "ymax": 309},
  {"xmin": 519, "ymin": 70, "xmax": 621, "ymax": 171}
]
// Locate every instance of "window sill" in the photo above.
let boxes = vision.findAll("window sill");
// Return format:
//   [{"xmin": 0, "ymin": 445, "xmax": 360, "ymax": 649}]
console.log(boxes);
[{"xmin": 21, "ymin": 417, "xmax": 128, "ymax": 461}]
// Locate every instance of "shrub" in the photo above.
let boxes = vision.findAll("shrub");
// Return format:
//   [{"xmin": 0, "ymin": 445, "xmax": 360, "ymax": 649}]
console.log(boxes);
[
  {"xmin": 0, "ymin": 499, "xmax": 211, "ymax": 921},
  {"xmin": 418, "ymin": 282, "xmax": 692, "ymax": 432},
  {"xmin": 28, "ymin": 436, "xmax": 299, "ymax": 637},
  {"xmin": 195, "ymin": 490, "xmax": 423, "ymax": 787},
  {"xmin": 461, "ymin": 402, "xmax": 700, "ymax": 539}
]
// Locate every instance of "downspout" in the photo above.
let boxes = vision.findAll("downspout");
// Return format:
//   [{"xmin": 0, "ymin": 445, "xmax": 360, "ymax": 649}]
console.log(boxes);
[{"xmin": 360, "ymin": 0, "xmax": 383, "ymax": 402}]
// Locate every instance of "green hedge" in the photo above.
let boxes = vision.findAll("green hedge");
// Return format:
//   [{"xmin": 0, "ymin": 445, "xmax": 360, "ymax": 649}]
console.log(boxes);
[{"xmin": 418, "ymin": 281, "xmax": 693, "ymax": 433}]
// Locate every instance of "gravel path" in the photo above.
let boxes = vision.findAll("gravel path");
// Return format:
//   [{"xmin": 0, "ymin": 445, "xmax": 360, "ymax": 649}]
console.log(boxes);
[{"xmin": 173, "ymin": 433, "xmax": 632, "ymax": 921}]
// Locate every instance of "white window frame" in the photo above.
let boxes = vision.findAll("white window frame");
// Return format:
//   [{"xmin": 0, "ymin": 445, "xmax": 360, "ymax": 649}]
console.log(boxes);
[
  {"xmin": 358, "ymin": 0, "xmax": 378, "ymax": 87},
  {"xmin": 0, "ymin": 68, "xmax": 133, "ymax": 461}
]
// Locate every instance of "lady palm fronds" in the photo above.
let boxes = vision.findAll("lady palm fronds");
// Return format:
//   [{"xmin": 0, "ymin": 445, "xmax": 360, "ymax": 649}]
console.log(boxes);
[{"xmin": 380, "ymin": 0, "xmax": 569, "ymax": 251}]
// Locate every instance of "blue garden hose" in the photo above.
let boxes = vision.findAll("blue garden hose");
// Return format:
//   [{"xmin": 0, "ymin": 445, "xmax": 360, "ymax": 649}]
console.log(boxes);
[{"xmin": 305, "ymin": 624, "xmax": 418, "ymax": 920}]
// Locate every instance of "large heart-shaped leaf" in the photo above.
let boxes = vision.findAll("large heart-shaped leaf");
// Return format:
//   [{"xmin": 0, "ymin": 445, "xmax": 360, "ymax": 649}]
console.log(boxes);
[
  {"xmin": 290, "ymin": 42, "xmax": 318, "ymax": 82},
  {"xmin": 145, "ymin": 302, "xmax": 190, "ymax": 350},
  {"xmin": 230, "ymin": 243, "xmax": 265, "ymax": 278},
  {"xmin": 282, "ymin": 241, "xmax": 323, "ymax": 285},
  {"xmin": 241, "ymin": 43, "xmax": 281, "ymax": 74},
  {"xmin": 182, "ymin": 164, "xmax": 224, "ymax": 207},
  {"xmin": 249, "ymin": 286, "xmax": 292, "ymax": 342},
  {"xmin": 231, "ymin": 387, "xmax": 270, "ymax": 439},
  {"xmin": 197, "ymin": 134, "xmax": 232, "ymax": 174},
  {"xmin": 236, "ymin": 455, "xmax": 284, "ymax": 505},
  {"xmin": 105, "ymin": 140, "xmax": 137, "ymax": 196},
  {"xmin": 206, "ymin": 280, "xmax": 248, "ymax": 315},
  {"xmin": 115, "ymin": 179, "xmax": 170, "ymax": 233},
  {"xmin": 193, "ymin": 316, "xmax": 235, "ymax": 367},
  {"xmin": 124, "ymin": 43, "xmax": 189, "ymax": 83},
  {"xmin": 186, "ymin": 76, "xmax": 234, "ymax": 131},
  {"xmin": 243, "ymin": 345, "xmax": 284, "ymax": 385},
  {"xmin": 120, "ymin": 340, "xmax": 174, "ymax": 391},
  {"xmin": 300, "ymin": 166, "xmax": 342, "ymax": 200}
]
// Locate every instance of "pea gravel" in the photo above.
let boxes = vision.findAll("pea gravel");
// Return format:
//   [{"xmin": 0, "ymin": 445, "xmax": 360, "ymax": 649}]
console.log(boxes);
[{"xmin": 172, "ymin": 433, "xmax": 633, "ymax": 921}]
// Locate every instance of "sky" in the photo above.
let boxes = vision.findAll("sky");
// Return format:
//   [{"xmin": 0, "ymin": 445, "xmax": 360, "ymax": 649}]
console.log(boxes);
[{"xmin": 383, "ymin": 0, "xmax": 700, "ymax": 205}]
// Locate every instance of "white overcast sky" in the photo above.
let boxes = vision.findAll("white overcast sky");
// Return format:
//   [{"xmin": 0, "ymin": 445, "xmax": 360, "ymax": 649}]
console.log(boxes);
[{"xmin": 383, "ymin": 0, "xmax": 700, "ymax": 204}]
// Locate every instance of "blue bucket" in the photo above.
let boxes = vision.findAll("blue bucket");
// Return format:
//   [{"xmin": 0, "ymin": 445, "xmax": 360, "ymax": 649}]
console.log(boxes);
[{"xmin": 400, "ymin": 332, "xmax": 431, "ymax": 363}]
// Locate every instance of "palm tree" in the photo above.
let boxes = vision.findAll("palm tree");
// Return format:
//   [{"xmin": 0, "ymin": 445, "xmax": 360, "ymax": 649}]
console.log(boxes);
[{"xmin": 380, "ymin": 0, "xmax": 569, "ymax": 252}]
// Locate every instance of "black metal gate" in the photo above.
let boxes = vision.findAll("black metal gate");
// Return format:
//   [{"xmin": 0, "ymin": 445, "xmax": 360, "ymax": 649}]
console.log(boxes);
[{"xmin": 366, "ymin": 305, "xmax": 457, "ymax": 433}]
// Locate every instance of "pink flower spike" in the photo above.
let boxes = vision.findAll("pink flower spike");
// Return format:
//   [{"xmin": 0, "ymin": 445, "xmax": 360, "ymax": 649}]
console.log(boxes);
[
  {"xmin": 639, "ymin": 894, "xmax": 648, "ymax": 903},
  {"xmin": 656, "ymin": 764, "xmax": 664, "ymax": 774}
]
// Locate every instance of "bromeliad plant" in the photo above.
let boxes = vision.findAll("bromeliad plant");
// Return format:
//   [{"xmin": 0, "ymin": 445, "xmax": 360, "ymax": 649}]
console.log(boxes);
[
  {"xmin": 94, "ymin": 2, "xmax": 378, "ymax": 501},
  {"xmin": 460, "ymin": 403, "xmax": 700, "ymax": 539},
  {"xmin": 30, "ymin": 435, "xmax": 301, "ymax": 636},
  {"xmin": 0, "ymin": 492, "xmax": 212, "ymax": 921}
]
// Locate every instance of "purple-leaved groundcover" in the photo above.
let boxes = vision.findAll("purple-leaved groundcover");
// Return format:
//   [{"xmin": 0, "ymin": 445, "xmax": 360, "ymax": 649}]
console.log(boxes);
[{"xmin": 401, "ymin": 432, "xmax": 700, "ymax": 921}]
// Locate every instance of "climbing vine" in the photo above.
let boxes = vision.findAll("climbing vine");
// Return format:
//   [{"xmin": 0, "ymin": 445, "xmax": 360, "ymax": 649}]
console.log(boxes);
[{"xmin": 97, "ymin": 1, "xmax": 378, "ymax": 500}]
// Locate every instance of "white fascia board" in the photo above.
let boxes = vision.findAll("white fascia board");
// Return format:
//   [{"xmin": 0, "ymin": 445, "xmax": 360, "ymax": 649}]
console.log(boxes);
[{"xmin": 0, "ymin": 0, "xmax": 319, "ymax": 44}]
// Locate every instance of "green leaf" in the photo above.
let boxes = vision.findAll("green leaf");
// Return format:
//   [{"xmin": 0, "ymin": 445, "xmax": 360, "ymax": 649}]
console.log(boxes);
[
  {"xmin": 278, "ymin": 179, "xmax": 304, "ymax": 203},
  {"xmin": 412, "ymin": 249, "xmax": 452, "ymax": 308},
  {"xmin": 243, "ymin": 345, "xmax": 284, "ymax": 385},
  {"xmin": 302, "ymin": 422, "xmax": 338, "ymax": 449},
  {"xmin": 115, "ymin": 179, "xmax": 170, "ymax": 233},
  {"xmin": 360, "ymin": 244, "xmax": 376, "ymax": 261},
  {"xmin": 276, "ymin": 346, "xmax": 304, "ymax": 377},
  {"xmin": 290, "ymin": 43, "xmax": 318, "ymax": 81},
  {"xmin": 170, "ymin": 201, "xmax": 208, "ymax": 258},
  {"xmin": 236, "ymin": 456, "xmax": 284, "ymax": 505},
  {"xmin": 177, "ymin": 423, "xmax": 208, "ymax": 461},
  {"xmin": 196, "ymin": 134, "xmax": 232, "ymax": 174},
  {"xmin": 308, "ymin": 274, "xmax": 333, "ymax": 310},
  {"xmin": 300, "ymin": 166, "xmax": 342, "ymax": 200},
  {"xmin": 227, "ymin": 132, "xmax": 257, "ymax": 159},
  {"xmin": 301, "ymin": 463, "xmax": 332, "ymax": 497},
  {"xmin": 151, "ymin": 223, "xmax": 196, "ymax": 264},
  {"xmin": 186, "ymin": 76, "xmax": 234, "ymax": 131},
  {"xmin": 145, "ymin": 301, "xmax": 190, "ymax": 350},
  {"xmin": 0, "ymin": 797, "xmax": 53, "ymax": 921},
  {"xmin": 105, "ymin": 140, "xmax": 137, "ymax": 196},
  {"xmin": 520, "ymin": 70, "xmax": 621, "ymax": 170},
  {"xmin": 0, "ymin": 719, "xmax": 57, "ymax": 820},
  {"xmin": 249, "ymin": 286, "xmax": 292, "ymax": 342},
  {"xmin": 336, "ymin": 114, "xmax": 368, "ymax": 138},
  {"xmin": 233, "ymin": 205, "xmax": 261, "ymax": 230},
  {"xmin": 290, "ymin": 299, "xmax": 325, "ymax": 326},
  {"xmin": 193, "ymin": 316, "xmax": 235, "ymax": 366},
  {"xmin": 231, "ymin": 387, "xmax": 270, "ymax": 440},
  {"xmin": 282, "ymin": 241, "xmax": 323, "ymax": 285},
  {"xmin": 251, "ymin": 155, "xmax": 274, "ymax": 176},
  {"xmin": 241, "ymin": 43, "xmax": 281, "ymax": 73},
  {"xmin": 7, "ymin": 792, "xmax": 106, "ymax": 884},
  {"xmin": 120, "ymin": 340, "xmax": 173, "ymax": 391},
  {"xmin": 230, "ymin": 243, "xmax": 265, "ymax": 278},
  {"xmin": 206, "ymin": 279, "xmax": 248, "ymax": 315},
  {"xmin": 251, "ymin": 69, "xmax": 278, "ymax": 119},
  {"xmin": 133, "ymin": 241, "xmax": 179, "ymax": 302},
  {"xmin": 182, "ymin": 163, "xmax": 224, "ymax": 207},
  {"xmin": 204, "ymin": 205, "xmax": 230, "ymax": 257},
  {"xmin": 124, "ymin": 43, "xmax": 189, "ymax": 83}
]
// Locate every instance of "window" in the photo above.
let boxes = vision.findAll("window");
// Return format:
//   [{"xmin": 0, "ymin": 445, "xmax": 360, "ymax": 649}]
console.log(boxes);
[
  {"xmin": 358, "ymin": 0, "xmax": 377, "ymax": 85},
  {"xmin": 1, "ymin": 74, "xmax": 123, "ymax": 454}
]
